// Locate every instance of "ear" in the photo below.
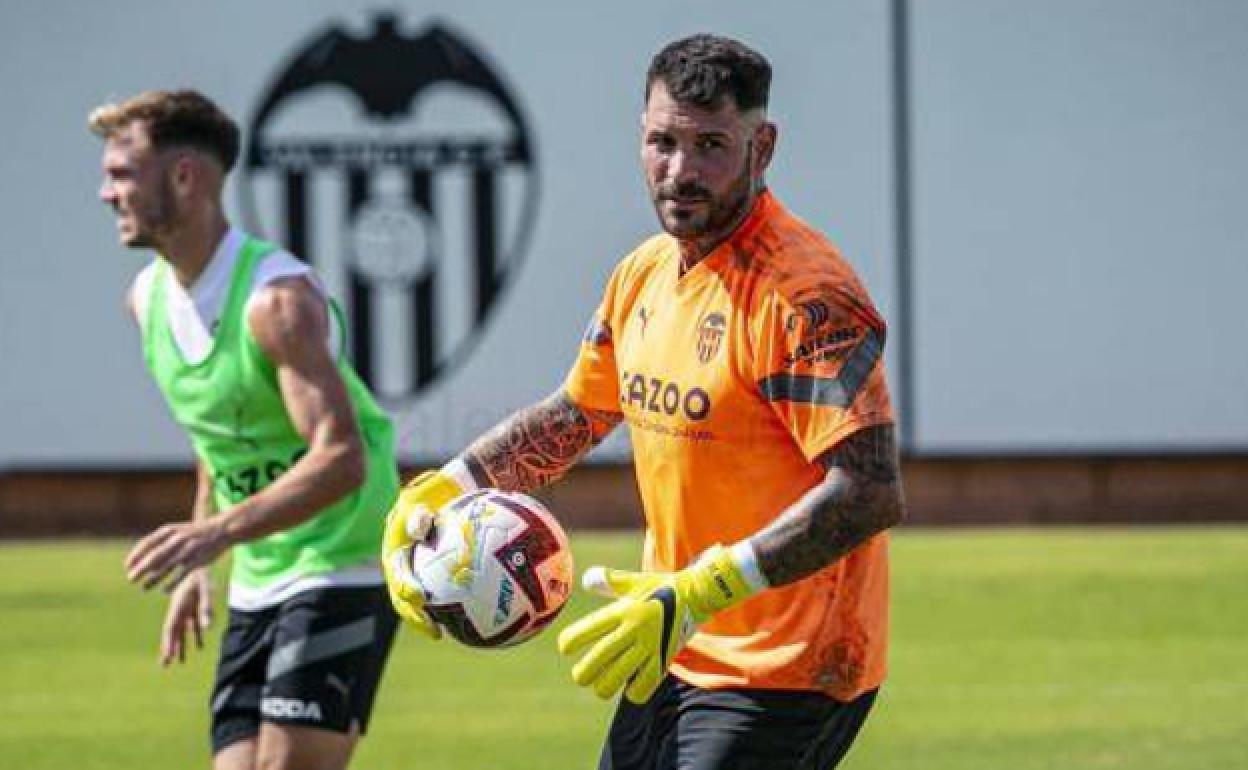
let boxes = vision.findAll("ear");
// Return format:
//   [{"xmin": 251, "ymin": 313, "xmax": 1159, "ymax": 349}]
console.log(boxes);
[
  {"xmin": 752, "ymin": 121, "xmax": 778, "ymax": 176},
  {"xmin": 169, "ymin": 153, "xmax": 196, "ymax": 198}
]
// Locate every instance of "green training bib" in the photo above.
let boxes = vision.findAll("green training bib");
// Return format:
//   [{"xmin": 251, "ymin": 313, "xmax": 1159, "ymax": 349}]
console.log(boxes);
[{"xmin": 141, "ymin": 236, "xmax": 398, "ymax": 590}]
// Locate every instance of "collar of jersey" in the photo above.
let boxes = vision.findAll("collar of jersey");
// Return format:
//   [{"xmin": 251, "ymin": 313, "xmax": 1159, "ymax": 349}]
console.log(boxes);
[
  {"xmin": 671, "ymin": 188, "xmax": 775, "ymax": 287},
  {"xmin": 185, "ymin": 227, "xmax": 244, "ymax": 306},
  {"xmin": 157, "ymin": 228, "xmax": 249, "ymax": 369}
]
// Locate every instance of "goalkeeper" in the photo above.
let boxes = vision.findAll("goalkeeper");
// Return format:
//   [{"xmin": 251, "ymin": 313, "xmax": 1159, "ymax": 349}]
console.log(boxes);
[{"xmin": 385, "ymin": 34, "xmax": 904, "ymax": 770}]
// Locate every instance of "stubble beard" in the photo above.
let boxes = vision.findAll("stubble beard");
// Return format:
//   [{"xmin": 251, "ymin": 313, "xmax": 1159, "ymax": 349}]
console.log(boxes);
[
  {"xmin": 652, "ymin": 158, "xmax": 757, "ymax": 258},
  {"xmin": 125, "ymin": 175, "xmax": 179, "ymax": 250}
]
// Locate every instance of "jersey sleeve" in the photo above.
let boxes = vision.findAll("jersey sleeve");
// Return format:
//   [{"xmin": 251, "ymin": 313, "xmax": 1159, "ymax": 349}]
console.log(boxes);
[
  {"xmin": 563, "ymin": 263, "xmax": 625, "ymax": 415},
  {"xmin": 751, "ymin": 280, "xmax": 895, "ymax": 463}
]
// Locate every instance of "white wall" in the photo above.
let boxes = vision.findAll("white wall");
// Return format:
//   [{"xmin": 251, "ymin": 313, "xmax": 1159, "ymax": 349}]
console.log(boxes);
[
  {"xmin": 0, "ymin": 1, "xmax": 892, "ymax": 466},
  {"xmin": 909, "ymin": 0, "xmax": 1248, "ymax": 451},
  {"xmin": 0, "ymin": 0, "xmax": 1242, "ymax": 469}
]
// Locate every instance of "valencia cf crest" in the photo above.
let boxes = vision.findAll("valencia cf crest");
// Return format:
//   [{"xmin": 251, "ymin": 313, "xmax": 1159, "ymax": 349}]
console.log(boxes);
[
  {"xmin": 239, "ymin": 13, "xmax": 539, "ymax": 404},
  {"xmin": 697, "ymin": 312, "xmax": 726, "ymax": 364}
]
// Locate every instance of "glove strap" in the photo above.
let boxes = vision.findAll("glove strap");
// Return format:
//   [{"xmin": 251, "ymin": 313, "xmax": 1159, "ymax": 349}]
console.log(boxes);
[
  {"xmin": 402, "ymin": 470, "xmax": 466, "ymax": 511},
  {"xmin": 443, "ymin": 456, "xmax": 481, "ymax": 494},
  {"xmin": 729, "ymin": 540, "xmax": 770, "ymax": 594},
  {"xmin": 684, "ymin": 544, "xmax": 764, "ymax": 620}
]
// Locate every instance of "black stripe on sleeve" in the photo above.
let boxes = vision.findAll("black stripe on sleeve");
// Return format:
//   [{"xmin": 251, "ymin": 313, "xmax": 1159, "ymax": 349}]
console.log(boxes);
[{"xmin": 758, "ymin": 327, "xmax": 884, "ymax": 407}]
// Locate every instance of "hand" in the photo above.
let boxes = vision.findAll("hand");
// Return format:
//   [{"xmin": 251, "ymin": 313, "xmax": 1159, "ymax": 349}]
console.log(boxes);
[
  {"xmin": 381, "ymin": 470, "xmax": 466, "ymax": 638},
  {"xmin": 160, "ymin": 568, "xmax": 214, "ymax": 666},
  {"xmin": 125, "ymin": 520, "xmax": 230, "ymax": 592},
  {"xmin": 557, "ymin": 545, "xmax": 758, "ymax": 704}
]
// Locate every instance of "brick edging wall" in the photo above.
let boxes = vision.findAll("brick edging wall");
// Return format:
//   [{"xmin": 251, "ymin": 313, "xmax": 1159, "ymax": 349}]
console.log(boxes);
[
  {"xmin": 902, "ymin": 455, "xmax": 1248, "ymax": 524},
  {"xmin": 2, "ymin": 456, "xmax": 1246, "ymax": 537},
  {"xmin": 0, "ymin": 465, "xmax": 643, "ymax": 537}
]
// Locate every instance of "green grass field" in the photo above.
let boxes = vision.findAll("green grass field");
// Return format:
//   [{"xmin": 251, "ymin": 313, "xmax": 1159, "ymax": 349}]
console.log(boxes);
[{"xmin": 1, "ymin": 529, "xmax": 1245, "ymax": 769}]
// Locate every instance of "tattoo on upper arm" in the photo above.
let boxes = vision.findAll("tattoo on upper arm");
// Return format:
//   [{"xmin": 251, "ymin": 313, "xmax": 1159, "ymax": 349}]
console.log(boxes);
[
  {"xmin": 752, "ymin": 424, "xmax": 903, "ymax": 586},
  {"xmin": 463, "ymin": 392, "xmax": 622, "ymax": 494},
  {"xmin": 820, "ymin": 423, "xmax": 900, "ymax": 484}
]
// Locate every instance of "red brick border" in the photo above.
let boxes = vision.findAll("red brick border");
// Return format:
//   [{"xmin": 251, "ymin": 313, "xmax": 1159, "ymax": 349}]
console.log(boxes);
[{"xmin": 2, "ymin": 456, "xmax": 1245, "ymax": 536}]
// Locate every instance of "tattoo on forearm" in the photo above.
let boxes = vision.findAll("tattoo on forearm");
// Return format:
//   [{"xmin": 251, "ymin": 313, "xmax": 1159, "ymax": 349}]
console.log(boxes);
[
  {"xmin": 464, "ymin": 392, "xmax": 621, "ymax": 494},
  {"xmin": 753, "ymin": 424, "xmax": 903, "ymax": 586}
]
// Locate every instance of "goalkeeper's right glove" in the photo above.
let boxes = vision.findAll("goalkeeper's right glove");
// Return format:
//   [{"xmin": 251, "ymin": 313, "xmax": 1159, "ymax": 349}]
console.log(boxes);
[
  {"xmin": 557, "ymin": 543, "xmax": 767, "ymax": 703},
  {"xmin": 382, "ymin": 469, "xmax": 466, "ymax": 638}
]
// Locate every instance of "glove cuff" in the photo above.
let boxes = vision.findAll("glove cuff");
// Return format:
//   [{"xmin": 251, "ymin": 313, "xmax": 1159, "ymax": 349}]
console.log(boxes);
[
  {"xmin": 728, "ymin": 540, "xmax": 771, "ymax": 594},
  {"xmin": 442, "ymin": 456, "xmax": 481, "ymax": 494},
  {"xmin": 686, "ymin": 544, "xmax": 764, "ymax": 618},
  {"xmin": 401, "ymin": 469, "xmax": 467, "ymax": 512}
]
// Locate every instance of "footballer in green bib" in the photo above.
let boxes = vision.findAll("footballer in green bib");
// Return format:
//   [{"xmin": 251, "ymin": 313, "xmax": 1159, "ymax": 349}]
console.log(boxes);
[{"xmin": 141, "ymin": 236, "xmax": 399, "ymax": 592}]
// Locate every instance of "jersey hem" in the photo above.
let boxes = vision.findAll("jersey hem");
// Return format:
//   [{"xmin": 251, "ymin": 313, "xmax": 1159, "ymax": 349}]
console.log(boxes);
[
  {"xmin": 227, "ymin": 563, "xmax": 383, "ymax": 611},
  {"xmin": 670, "ymin": 666, "xmax": 887, "ymax": 703}
]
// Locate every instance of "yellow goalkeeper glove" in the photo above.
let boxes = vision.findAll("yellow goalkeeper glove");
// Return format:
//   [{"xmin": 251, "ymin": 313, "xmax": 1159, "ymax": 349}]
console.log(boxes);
[
  {"xmin": 557, "ymin": 544, "xmax": 764, "ymax": 703},
  {"xmin": 381, "ymin": 469, "xmax": 466, "ymax": 638}
]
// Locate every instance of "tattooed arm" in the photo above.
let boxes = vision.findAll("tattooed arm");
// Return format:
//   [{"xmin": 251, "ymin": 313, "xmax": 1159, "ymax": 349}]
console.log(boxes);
[
  {"xmin": 750, "ymin": 424, "xmax": 904, "ymax": 586},
  {"xmin": 460, "ymin": 389, "xmax": 623, "ymax": 494}
]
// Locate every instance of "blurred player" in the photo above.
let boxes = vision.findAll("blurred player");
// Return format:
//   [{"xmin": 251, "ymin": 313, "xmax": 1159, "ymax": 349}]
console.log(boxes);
[
  {"xmin": 91, "ymin": 90, "xmax": 400, "ymax": 770},
  {"xmin": 384, "ymin": 35, "xmax": 904, "ymax": 769}
]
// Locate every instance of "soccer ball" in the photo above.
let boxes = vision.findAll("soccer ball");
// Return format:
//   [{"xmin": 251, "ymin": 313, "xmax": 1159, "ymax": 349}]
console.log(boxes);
[{"xmin": 407, "ymin": 489, "xmax": 574, "ymax": 648}]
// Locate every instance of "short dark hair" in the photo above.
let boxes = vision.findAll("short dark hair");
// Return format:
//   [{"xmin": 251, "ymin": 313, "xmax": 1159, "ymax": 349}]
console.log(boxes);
[
  {"xmin": 88, "ymin": 90, "xmax": 240, "ymax": 171},
  {"xmin": 645, "ymin": 35, "xmax": 772, "ymax": 112}
]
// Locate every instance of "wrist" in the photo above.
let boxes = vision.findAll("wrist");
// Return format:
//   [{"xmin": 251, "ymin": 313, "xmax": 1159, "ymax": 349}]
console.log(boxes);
[
  {"xmin": 213, "ymin": 511, "xmax": 246, "ymax": 550},
  {"xmin": 190, "ymin": 566, "xmax": 214, "ymax": 588},
  {"xmin": 686, "ymin": 542, "xmax": 768, "ymax": 618},
  {"xmin": 728, "ymin": 540, "xmax": 770, "ymax": 594},
  {"xmin": 442, "ymin": 457, "xmax": 480, "ymax": 494},
  {"xmin": 399, "ymin": 464, "xmax": 471, "ymax": 513}
]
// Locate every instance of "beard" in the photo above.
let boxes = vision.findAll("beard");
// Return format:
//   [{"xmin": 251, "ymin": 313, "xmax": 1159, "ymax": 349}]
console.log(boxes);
[
  {"xmin": 650, "ymin": 163, "xmax": 755, "ymax": 244},
  {"xmin": 123, "ymin": 175, "xmax": 178, "ymax": 249}
]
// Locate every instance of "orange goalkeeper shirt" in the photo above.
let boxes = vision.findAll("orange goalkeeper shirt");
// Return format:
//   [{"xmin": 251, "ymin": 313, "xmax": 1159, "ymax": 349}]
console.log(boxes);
[{"xmin": 564, "ymin": 190, "xmax": 894, "ymax": 700}]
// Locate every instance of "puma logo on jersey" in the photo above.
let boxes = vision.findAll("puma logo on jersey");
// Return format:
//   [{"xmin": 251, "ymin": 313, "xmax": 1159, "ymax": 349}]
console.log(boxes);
[{"xmin": 261, "ymin": 696, "xmax": 324, "ymax": 721}]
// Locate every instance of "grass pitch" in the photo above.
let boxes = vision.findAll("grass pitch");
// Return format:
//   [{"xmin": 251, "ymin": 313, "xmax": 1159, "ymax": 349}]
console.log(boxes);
[{"xmin": 0, "ymin": 529, "xmax": 1245, "ymax": 769}]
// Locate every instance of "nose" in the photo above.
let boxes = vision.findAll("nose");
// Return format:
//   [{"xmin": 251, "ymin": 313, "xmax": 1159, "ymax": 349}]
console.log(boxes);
[{"xmin": 665, "ymin": 148, "xmax": 699, "ymax": 186}]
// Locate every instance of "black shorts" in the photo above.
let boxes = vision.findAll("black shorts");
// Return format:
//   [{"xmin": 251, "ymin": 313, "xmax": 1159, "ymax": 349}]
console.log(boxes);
[
  {"xmin": 599, "ymin": 675, "xmax": 878, "ymax": 770},
  {"xmin": 209, "ymin": 584, "xmax": 399, "ymax": 755}
]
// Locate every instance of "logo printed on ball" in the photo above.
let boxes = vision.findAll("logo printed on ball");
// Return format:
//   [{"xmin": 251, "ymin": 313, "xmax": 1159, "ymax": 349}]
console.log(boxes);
[{"xmin": 413, "ymin": 490, "xmax": 573, "ymax": 648}]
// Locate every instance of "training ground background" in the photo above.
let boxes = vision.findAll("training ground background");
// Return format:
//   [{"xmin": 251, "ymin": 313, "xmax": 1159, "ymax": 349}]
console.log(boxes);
[
  {"xmin": 1, "ymin": 2, "xmax": 1246, "ymax": 768},
  {"xmin": 2, "ymin": 530, "xmax": 1245, "ymax": 770}
]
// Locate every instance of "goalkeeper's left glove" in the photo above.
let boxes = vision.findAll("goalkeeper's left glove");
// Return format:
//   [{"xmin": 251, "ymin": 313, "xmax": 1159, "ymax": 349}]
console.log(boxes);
[
  {"xmin": 382, "ymin": 468, "xmax": 470, "ymax": 638},
  {"xmin": 556, "ymin": 542, "xmax": 767, "ymax": 704}
]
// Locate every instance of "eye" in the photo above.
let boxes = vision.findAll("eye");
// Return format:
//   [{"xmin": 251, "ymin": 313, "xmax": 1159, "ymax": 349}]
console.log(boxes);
[
  {"xmin": 647, "ymin": 133, "xmax": 676, "ymax": 153},
  {"xmin": 696, "ymin": 136, "xmax": 726, "ymax": 151}
]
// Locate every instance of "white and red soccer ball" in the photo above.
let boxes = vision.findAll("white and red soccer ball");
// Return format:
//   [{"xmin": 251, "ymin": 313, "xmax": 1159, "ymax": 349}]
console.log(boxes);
[{"xmin": 406, "ymin": 489, "xmax": 574, "ymax": 648}]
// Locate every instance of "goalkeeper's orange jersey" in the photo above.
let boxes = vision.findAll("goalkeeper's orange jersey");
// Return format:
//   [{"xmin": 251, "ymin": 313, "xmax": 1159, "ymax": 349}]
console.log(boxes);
[{"xmin": 565, "ymin": 190, "xmax": 893, "ymax": 701}]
